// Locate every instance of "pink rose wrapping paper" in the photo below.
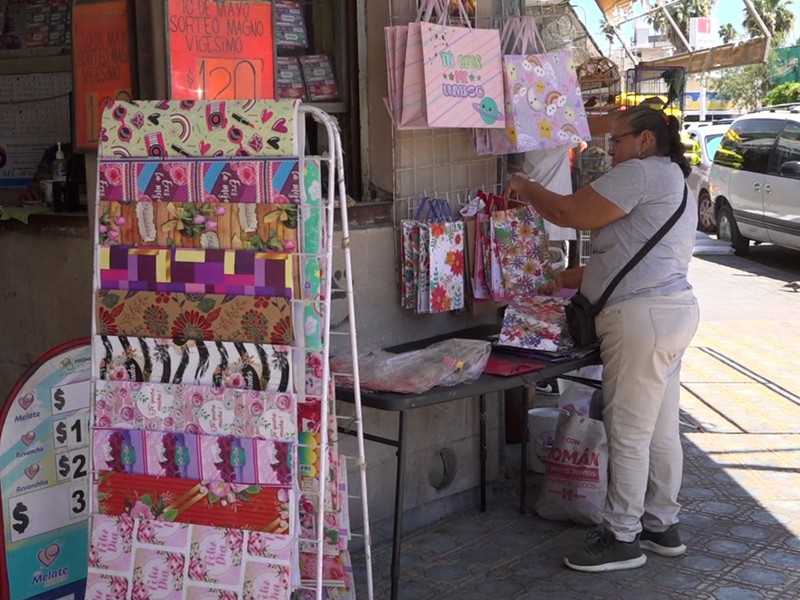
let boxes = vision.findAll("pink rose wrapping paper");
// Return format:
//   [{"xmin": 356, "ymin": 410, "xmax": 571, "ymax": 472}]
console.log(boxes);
[
  {"xmin": 87, "ymin": 515, "xmax": 293, "ymax": 599},
  {"xmin": 93, "ymin": 381, "xmax": 296, "ymax": 441}
]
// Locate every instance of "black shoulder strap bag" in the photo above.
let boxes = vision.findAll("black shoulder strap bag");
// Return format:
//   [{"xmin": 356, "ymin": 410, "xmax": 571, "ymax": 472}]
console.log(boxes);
[{"xmin": 565, "ymin": 184, "xmax": 688, "ymax": 347}]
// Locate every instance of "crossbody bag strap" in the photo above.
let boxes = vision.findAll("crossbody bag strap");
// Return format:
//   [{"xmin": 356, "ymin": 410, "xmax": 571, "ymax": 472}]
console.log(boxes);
[{"xmin": 592, "ymin": 184, "xmax": 688, "ymax": 314}]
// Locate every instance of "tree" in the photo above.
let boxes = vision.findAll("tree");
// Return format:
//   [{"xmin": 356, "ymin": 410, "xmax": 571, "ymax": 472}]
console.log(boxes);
[
  {"xmin": 647, "ymin": 0, "xmax": 716, "ymax": 50},
  {"xmin": 742, "ymin": 0, "xmax": 795, "ymax": 46},
  {"xmin": 712, "ymin": 64, "xmax": 769, "ymax": 111},
  {"xmin": 765, "ymin": 82, "xmax": 800, "ymax": 105},
  {"xmin": 718, "ymin": 23, "xmax": 739, "ymax": 43},
  {"xmin": 599, "ymin": 19, "xmax": 616, "ymax": 48}
]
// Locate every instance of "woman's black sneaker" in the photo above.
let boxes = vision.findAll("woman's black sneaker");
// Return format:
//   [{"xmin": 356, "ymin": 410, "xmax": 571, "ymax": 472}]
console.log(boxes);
[
  {"xmin": 640, "ymin": 524, "xmax": 687, "ymax": 557},
  {"xmin": 563, "ymin": 529, "xmax": 646, "ymax": 572}
]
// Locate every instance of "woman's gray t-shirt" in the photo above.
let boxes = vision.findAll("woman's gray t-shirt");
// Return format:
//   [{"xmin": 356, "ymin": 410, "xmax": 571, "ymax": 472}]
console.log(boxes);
[{"xmin": 581, "ymin": 157, "xmax": 697, "ymax": 306}]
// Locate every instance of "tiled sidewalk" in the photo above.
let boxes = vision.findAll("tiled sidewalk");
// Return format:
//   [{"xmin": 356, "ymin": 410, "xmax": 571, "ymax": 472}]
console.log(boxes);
[{"xmin": 352, "ymin": 254, "xmax": 800, "ymax": 599}]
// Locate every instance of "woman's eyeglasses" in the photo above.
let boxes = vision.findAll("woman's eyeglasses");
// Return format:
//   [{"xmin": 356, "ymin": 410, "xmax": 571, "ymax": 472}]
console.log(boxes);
[{"xmin": 609, "ymin": 131, "xmax": 637, "ymax": 148}]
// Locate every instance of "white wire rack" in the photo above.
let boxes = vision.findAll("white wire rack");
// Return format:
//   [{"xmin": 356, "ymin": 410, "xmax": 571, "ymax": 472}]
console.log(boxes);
[{"xmin": 299, "ymin": 105, "xmax": 374, "ymax": 600}]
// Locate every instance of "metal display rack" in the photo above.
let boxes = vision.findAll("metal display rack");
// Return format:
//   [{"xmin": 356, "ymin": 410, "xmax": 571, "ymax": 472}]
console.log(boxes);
[{"xmin": 87, "ymin": 100, "xmax": 372, "ymax": 600}]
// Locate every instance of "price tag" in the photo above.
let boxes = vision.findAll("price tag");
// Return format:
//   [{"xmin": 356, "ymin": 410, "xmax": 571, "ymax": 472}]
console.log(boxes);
[
  {"xmin": 50, "ymin": 380, "xmax": 91, "ymax": 415},
  {"xmin": 55, "ymin": 449, "xmax": 89, "ymax": 482},
  {"xmin": 52, "ymin": 414, "xmax": 88, "ymax": 451},
  {"xmin": 8, "ymin": 480, "xmax": 88, "ymax": 543},
  {"xmin": 69, "ymin": 482, "xmax": 89, "ymax": 521},
  {"xmin": 194, "ymin": 57, "xmax": 262, "ymax": 100}
]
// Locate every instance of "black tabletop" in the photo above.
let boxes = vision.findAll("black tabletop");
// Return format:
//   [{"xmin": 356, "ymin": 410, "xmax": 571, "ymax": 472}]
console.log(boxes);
[{"xmin": 335, "ymin": 325, "xmax": 601, "ymax": 412}]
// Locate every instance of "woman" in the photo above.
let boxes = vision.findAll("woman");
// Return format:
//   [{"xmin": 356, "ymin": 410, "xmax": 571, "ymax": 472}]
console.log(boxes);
[{"xmin": 506, "ymin": 106, "xmax": 700, "ymax": 572}]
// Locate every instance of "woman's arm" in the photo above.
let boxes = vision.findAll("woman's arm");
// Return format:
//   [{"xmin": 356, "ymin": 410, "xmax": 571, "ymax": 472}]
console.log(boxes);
[{"xmin": 505, "ymin": 175, "xmax": 626, "ymax": 231}]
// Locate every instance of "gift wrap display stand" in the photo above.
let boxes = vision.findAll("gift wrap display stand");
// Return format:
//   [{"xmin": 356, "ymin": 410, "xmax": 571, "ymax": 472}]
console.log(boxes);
[{"xmin": 87, "ymin": 100, "xmax": 373, "ymax": 599}]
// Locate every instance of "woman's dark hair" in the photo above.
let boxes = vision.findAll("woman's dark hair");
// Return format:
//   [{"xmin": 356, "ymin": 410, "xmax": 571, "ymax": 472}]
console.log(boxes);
[{"xmin": 617, "ymin": 106, "xmax": 691, "ymax": 178}]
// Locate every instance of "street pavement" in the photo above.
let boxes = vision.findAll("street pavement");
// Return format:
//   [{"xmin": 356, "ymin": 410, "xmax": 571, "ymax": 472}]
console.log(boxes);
[{"xmin": 352, "ymin": 242, "xmax": 800, "ymax": 599}]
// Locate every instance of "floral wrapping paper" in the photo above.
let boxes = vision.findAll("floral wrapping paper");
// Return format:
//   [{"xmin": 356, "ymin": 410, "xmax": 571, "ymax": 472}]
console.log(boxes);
[
  {"xmin": 86, "ymin": 514, "xmax": 293, "ymax": 599},
  {"xmin": 95, "ymin": 290, "xmax": 293, "ymax": 346},
  {"xmin": 98, "ymin": 246, "xmax": 295, "ymax": 298},
  {"xmin": 99, "ymin": 100, "xmax": 300, "ymax": 158},
  {"xmin": 97, "ymin": 471, "xmax": 293, "ymax": 533},
  {"xmin": 98, "ymin": 158, "xmax": 301, "ymax": 205},
  {"xmin": 93, "ymin": 381, "xmax": 297, "ymax": 441},
  {"xmin": 93, "ymin": 336, "xmax": 293, "ymax": 392},
  {"xmin": 491, "ymin": 204, "xmax": 554, "ymax": 297},
  {"xmin": 97, "ymin": 201, "xmax": 299, "ymax": 252},
  {"xmin": 93, "ymin": 429, "xmax": 293, "ymax": 487},
  {"xmin": 498, "ymin": 296, "xmax": 571, "ymax": 352}
]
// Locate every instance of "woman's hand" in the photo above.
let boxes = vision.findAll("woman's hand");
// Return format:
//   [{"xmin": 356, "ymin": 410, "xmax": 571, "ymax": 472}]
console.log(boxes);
[{"xmin": 504, "ymin": 175, "xmax": 531, "ymax": 203}]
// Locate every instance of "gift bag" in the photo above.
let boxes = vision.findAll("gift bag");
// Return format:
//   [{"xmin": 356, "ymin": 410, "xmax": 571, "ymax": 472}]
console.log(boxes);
[
  {"xmin": 491, "ymin": 203, "xmax": 554, "ymax": 296},
  {"xmin": 397, "ymin": 0, "xmax": 449, "ymax": 129},
  {"xmin": 422, "ymin": 200, "xmax": 465, "ymax": 313},
  {"xmin": 503, "ymin": 32, "xmax": 590, "ymax": 151},
  {"xmin": 472, "ymin": 190, "xmax": 510, "ymax": 302},
  {"xmin": 419, "ymin": 1, "xmax": 504, "ymax": 129},
  {"xmin": 400, "ymin": 198, "xmax": 465, "ymax": 314},
  {"xmin": 535, "ymin": 413, "xmax": 608, "ymax": 525},
  {"xmin": 498, "ymin": 296, "xmax": 571, "ymax": 352}
]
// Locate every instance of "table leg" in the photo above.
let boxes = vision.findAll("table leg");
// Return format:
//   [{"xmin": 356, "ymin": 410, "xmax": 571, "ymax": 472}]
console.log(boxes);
[
  {"xmin": 479, "ymin": 394, "xmax": 486, "ymax": 513},
  {"xmin": 390, "ymin": 411, "xmax": 407, "ymax": 600},
  {"xmin": 520, "ymin": 385, "xmax": 532, "ymax": 514}
]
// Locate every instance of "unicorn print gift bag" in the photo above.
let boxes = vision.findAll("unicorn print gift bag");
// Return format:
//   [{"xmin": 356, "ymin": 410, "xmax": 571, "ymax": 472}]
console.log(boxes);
[{"xmin": 503, "ymin": 51, "xmax": 590, "ymax": 151}]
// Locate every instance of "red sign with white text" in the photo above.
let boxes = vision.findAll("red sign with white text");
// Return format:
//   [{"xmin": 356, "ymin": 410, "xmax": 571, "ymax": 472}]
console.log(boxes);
[
  {"xmin": 72, "ymin": 0, "xmax": 134, "ymax": 151},
  {"xmin": 167, "ymin": 0, "xmax": 275, "ymax": 101}
]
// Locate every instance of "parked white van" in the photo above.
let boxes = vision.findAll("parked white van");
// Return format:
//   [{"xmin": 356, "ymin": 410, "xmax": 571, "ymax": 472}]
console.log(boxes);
[{"xmin": 708, "ymin": 105, "xmax": 800, "ymax": 255}]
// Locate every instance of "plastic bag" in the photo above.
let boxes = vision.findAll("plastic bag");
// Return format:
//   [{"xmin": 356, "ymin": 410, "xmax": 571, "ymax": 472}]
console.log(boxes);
[
  {"xmin": 330, "ymin": 338, "xmax": 491, "ymax": 394},
  {"xmin": 535, "ymin": 412, "xmax": 608, "ymax": 525}
]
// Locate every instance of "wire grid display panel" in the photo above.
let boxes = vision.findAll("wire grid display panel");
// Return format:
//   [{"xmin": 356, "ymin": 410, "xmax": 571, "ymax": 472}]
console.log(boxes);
[{"xmin": 388, "ymin": 0, "xmax": 504, "ymax": 201}]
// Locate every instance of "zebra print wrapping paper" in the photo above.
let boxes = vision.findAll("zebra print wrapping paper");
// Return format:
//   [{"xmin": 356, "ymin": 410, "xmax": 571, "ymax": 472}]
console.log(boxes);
[{"xmin": 93, "ymin": 335, "xmax": 293, "ymax": 392}]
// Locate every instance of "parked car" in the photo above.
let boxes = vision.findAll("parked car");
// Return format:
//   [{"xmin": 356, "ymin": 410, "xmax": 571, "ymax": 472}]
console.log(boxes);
[
  {"xmin": 685, "ymin": 123, "xmax": 730, "ymax": 232},
  {"xmin": 708, "ymin": 105, "xmax": 800, "ymax": 255}
]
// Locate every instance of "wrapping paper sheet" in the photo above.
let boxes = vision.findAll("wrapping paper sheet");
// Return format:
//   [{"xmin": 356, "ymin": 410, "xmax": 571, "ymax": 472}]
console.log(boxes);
[
  {"xmin": 87, "ymin": 514, "xmax": 292, "ymax": 599},
  {"xmin": 298, "ymin": 157, "xmax": 324, "ymax": 349},
  {"xmin": 98, "ymin": 246, "xmax": 294, "ymax": 298},
  {"xmin": 498, "ymin": 296, "xmax": 570, "ymax": 352},
  {"xmin": 95, "ymin": 290, "xmax": 293, "ymax": 345},
  {"xmin": 93, "ymin": 336, "xmax": 293, "ymax": 392},
  {"xmin": 99, "ymin": 100, "xmax": 301, "ymax": 158},
  {"xmin": 98, "ymin": 158, "xmax": 301, "ymax": 205},
  {"xmin": 98, "ymin": 201, "xmax": 298, "ymax": 252},
  {"xmin": 93, "ymin": 381, "xmax": 297, "ymax": 441},
  {"xmin": 97, "ymin": 471, "xmax": 292, "ymax": 533},
  {"xmin": 93, "ymin": 429, "xmax": 293, "ymax": 487}
]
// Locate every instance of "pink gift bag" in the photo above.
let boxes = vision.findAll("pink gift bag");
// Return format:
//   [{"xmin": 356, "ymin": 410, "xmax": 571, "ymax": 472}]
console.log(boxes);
[{"xmin": 420, "ymin": 19, "xmax": 504, "ymax": 129}]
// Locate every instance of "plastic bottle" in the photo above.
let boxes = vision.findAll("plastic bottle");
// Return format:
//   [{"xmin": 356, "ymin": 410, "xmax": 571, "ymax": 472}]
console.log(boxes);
[{"xmin": 52, "ymin": 142, "xmax": 67, "ymax": 182}]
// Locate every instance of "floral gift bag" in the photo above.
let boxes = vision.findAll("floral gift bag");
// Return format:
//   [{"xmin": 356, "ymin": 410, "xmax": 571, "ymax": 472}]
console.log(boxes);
[
  {"xmin": 423, "ymin": 219, "xmax": 465, "ymax": 313},
  {"xmin": 491, "ymin": 203, "xmax": 554, "ymax": 297}
]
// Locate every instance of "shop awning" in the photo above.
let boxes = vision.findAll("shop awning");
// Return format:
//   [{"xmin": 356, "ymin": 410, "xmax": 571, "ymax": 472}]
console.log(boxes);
[
  {"xmin": 593, "ymin": 0, "xmax": 772, "ymax": 73},
  {"xmin": 640, "ymin": 37, "xmax": 771, "ymax": 73}
]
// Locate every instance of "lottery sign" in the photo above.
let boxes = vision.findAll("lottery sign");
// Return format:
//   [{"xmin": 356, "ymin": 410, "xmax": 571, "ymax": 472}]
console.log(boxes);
[{"xmin": 0, "ymin": 339, "xmax": 91, "ymax": 600}]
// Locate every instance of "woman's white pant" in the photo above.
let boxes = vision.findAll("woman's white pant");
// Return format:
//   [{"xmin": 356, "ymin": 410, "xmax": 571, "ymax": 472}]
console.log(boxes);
[{"xmin": 595, "ymin": 288, "xmax": 700, "ymax": 542}]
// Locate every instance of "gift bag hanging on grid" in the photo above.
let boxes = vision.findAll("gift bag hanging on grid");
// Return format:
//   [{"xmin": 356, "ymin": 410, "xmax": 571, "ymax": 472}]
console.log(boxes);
[
  {"xmin": 491, "ymin": 202, "xmax": 555, "ymax": 297},
  {"xmin": 397, "ymin": 0, "xmax": 450, "ymax": 129},
  {"xmin": 400, "ymin": 197, "xmax": 465, "ymax": 313},
  {"xmin": 495, "ymin": 16, "xmax": 591, "ymax": 152},
  {"xmin": 418, "ymin": 0, "xmax": 505, "ymax": 129},
  {"xmin": 474, "ymin": 190, "xmax": 512, "ymax": 303},
  {"xmin": 479, "ymin": 16, "xmax": 590, "ymax": 154}
]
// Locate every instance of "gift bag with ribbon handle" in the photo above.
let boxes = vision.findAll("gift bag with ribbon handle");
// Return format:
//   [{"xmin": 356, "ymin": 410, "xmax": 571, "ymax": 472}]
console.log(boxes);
[
  {"xmin": 503, "ymin": 16, "xmax": 590, "ymax": 151},
  {"xmin": 419, "ymin": 0, "xmax": 505, "ymax": 128},
  {"xmin": 398, "ymin": 0, "xmax": 450, "ymax": 129}
]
